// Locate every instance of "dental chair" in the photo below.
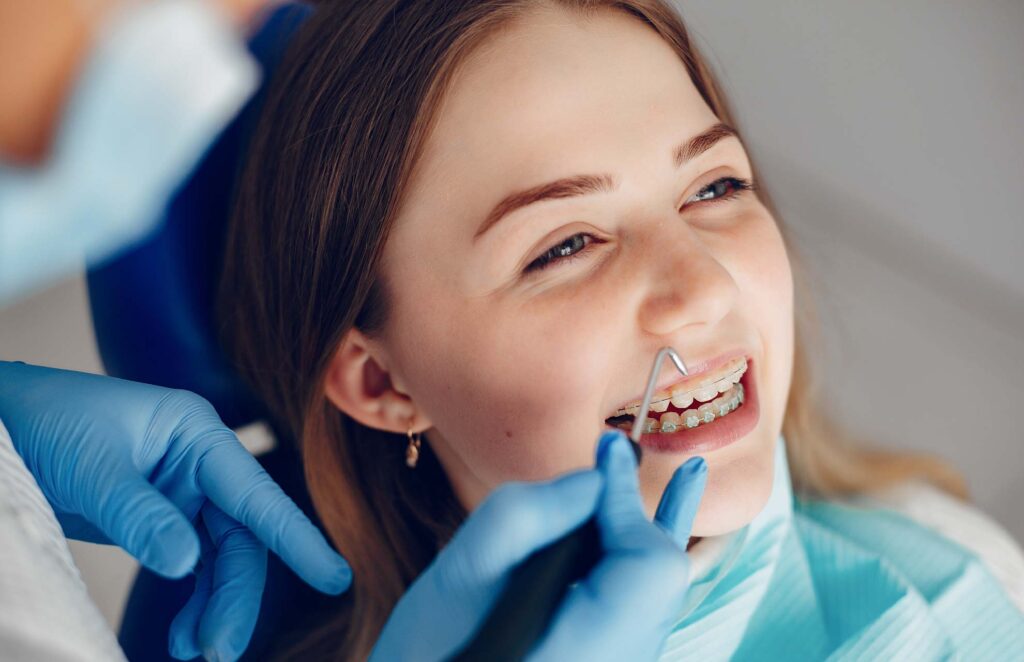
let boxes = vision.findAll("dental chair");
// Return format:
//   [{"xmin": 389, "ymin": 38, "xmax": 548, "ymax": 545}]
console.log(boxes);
[{"xmin": 86, "ymin": 4, "xmax": 337, "ymax": 659}]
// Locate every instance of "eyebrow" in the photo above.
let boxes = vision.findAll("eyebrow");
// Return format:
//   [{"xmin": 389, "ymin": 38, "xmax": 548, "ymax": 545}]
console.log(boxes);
[{"xmin": 474, "ymin": 122, "xmax": 738, "ymax": 240}]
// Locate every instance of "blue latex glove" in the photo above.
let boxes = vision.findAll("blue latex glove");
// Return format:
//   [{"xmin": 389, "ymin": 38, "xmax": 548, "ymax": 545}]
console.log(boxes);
[
  {"xmin": 370, "ymin": 429, "xmax": 707, "ymax": 660},
  {"xmin": 0, "ymin": 361, "xmax": 352, "ymax": 662}
]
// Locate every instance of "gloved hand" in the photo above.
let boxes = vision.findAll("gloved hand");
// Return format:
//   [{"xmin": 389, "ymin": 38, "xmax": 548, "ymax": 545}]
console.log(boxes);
[
  {"xmin": 0, "ymin": 361, "xmax": 352, "ymax": 662},
  {"xmin": 370, "ymin": 429, "xmax": 707, "ymax": 661}
]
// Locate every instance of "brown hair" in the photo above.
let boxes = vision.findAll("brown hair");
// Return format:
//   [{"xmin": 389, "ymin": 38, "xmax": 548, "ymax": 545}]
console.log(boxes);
[{"xmin": 219, "ymin": 0, "xmax": 965, "ymax": 657}]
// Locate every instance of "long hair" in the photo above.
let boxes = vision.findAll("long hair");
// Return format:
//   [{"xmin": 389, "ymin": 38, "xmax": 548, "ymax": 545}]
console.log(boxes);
[{"xmin": 219, "ymin": 1, "xmax": 966, "ymax": 657}]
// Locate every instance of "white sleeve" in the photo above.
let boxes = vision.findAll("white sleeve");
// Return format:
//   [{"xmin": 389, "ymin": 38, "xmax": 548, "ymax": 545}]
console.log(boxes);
[
  {"xmin": 855, "ymin": 480, "xmax": 1024, "ymax": 614},
  {"xmin": 0, "ymin": 417, "xmax": 127, "ymax": 661}
]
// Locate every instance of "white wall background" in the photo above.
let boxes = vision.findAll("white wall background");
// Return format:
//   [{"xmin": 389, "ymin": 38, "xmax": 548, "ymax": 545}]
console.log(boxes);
[{"xmin": 1, "ymin": 0, "xmax": 1021, "ymax": 634}]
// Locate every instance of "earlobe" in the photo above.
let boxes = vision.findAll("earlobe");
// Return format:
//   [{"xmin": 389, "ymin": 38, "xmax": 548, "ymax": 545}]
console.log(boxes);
[{"xmin": 323, "ymin": 330, "xmax": 430, "ymax": 433}]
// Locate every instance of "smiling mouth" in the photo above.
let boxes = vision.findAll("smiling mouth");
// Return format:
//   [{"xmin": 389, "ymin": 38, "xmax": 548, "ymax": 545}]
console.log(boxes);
[{"xmin": 604, "ymin": 356, "xmax": 749, "ymax": 434}]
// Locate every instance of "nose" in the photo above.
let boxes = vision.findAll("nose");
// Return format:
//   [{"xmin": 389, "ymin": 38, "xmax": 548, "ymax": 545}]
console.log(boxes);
[{"xmin": 635, "ymin": 225, "xmax": 739, "ymax": 337}]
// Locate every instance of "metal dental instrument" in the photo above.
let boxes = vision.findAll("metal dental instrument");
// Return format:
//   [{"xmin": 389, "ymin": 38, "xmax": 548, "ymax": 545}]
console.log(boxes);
[
  {"xmin": 629, "ymin": 346, "xmax": 690, "ymax": 459},
  {"xmin": 453, "ymin": 347, "xmax": 689, "ymax": 661}
]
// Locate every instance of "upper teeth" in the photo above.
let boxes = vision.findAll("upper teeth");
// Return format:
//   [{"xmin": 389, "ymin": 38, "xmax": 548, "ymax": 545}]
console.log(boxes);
[{"xmin": 614, "ymin": 357, "xmax": 748, "ymax": 418}]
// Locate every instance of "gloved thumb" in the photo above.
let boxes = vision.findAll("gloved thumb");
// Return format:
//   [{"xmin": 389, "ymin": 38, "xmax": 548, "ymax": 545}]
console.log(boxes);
[
  {"xmin": 89, "ymin": 466, "xmax": 201, "ymax": 578},
  {"xmin": 653, "ymin": 456, "xmax": 707, "ymax": 548},
  {"xmin": 370, "ymin": 468, "xmax": 603, "ymax": 661}
]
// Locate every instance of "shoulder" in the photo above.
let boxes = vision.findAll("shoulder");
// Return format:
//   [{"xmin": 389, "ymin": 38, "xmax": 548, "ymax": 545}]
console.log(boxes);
[{"xmin": 848, "ymin": 479, "xmax": 1024, "ymax": 613}]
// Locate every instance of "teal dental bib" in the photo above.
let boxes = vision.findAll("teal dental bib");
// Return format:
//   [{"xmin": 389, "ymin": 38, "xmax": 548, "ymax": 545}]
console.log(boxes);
[{"xmin": 659, "ymin": 437, "xmax": 1024, "ymax": 660}]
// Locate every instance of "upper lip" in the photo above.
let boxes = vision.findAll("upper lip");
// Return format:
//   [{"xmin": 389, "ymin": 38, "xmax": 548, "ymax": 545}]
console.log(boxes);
[{"xmin": 605, "ymin": 350, "xmax": 752, "ymax": 418}]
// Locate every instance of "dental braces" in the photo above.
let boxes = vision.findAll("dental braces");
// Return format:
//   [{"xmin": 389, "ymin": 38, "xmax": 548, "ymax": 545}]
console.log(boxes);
[{"xmin": 628, "ymin": 347, "xmax": 690, "ymax": 457}]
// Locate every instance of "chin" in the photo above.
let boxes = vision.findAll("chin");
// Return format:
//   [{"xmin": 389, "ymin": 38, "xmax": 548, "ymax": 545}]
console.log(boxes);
[{"xmin": 689, "ymin": 441, "xmax": 777, "ymax": 537}]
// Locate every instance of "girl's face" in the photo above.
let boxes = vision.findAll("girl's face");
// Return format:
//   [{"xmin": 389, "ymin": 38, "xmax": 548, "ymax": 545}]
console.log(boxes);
[{"xmin": 374, "ymin": 6, "xmax": 793, "ymax": 536}]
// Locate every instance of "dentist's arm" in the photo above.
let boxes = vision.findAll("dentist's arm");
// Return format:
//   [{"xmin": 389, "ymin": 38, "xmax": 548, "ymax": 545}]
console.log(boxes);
[
  {"xmin": 0, "ymin": 361, "xmax": 352, "ymax": 662},
  {"xmin": 371, "ymin": 429, "xmax": 707, "ymax": 661}
]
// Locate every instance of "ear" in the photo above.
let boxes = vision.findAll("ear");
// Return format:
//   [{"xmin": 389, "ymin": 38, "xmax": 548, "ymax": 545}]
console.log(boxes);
[{"xmin": 323, "ymin": 328, "xmax": 431, "ymax": 434}]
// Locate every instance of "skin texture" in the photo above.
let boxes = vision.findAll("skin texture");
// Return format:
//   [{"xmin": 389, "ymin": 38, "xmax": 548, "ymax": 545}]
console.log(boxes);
[{"xmin": 328, "ymin": 4, "xmax": 795, "ymax": 537}]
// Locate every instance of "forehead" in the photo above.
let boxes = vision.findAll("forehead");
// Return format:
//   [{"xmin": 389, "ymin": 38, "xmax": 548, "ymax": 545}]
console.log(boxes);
[{"xmin": 400, "ymin": 5, "xmax": 719, "ymax": 222}]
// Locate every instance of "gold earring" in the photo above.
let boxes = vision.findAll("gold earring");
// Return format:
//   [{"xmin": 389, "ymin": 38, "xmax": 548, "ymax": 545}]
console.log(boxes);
[{"xmin": 405, "ymin": 427, "xmax": 422, "ymax": 468}]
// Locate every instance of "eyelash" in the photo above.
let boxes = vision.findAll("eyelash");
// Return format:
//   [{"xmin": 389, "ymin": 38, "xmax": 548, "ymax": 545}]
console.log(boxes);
[{"xmin": 523, "ymin": 176, "xmax": 754, "ymax": 274}]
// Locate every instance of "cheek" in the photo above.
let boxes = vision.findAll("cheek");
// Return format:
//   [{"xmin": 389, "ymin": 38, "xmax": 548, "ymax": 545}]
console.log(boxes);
[
  {"xmin": 390, "ymin": 286, "xmax": 618, "ymax": 485},
  {"xmin": 731, "ymin": 210, "xmax": 793, "ymax": 318},
  {"xmin": 729, "ymin": 209, "xmax": 795, "ymax": 429}
]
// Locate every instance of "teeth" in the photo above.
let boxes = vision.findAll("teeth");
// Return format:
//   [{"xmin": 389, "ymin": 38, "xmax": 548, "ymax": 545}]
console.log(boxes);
[
  {"xmin": 624, "ymin": 382, "xmax": 747, "ymax": 435},
  {"xmin": 697, "ymin": 403, "xmax": 716, "ymax": 424},
  {"xmin": 693, "ymin": 386, "xmax": 719, "ymax": 403},
  {"xmin": 672, "ymin": 357, "xmax": 747, "ymax": 405},
  {"xmin": 670, "ymin": 390, "xmax": 694, "ymax": 408},
  {"xmin": 659, "ymin": 412, "xmax": 681, "ymax": 433},
  {"xmin": 610, "ymin": 357, "xmax": 749, "ymax": 419}
]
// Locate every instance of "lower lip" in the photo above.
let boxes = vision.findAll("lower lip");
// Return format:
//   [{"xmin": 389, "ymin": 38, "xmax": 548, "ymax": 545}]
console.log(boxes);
[{"xmin": 633, "ymin": 359, "xmax": 761, "ymax": 455}]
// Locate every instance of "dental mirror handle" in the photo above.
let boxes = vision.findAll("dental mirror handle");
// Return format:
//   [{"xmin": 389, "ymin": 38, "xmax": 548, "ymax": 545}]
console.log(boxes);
[{"xmin": 451, "ymin": 348, "xmax": 685, "ymax": 661}]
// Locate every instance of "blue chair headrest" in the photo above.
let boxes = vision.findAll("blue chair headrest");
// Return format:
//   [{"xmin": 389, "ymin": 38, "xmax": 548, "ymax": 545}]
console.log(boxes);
[{"xmin": 87, "ymin": 3, "xmax": 312, "ymax": 429}]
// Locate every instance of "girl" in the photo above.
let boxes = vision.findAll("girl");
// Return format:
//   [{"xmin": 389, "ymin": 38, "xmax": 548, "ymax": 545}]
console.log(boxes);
[{"xmin": 219, "ymin": 0, "xmax": 1024, "ymax": 658}]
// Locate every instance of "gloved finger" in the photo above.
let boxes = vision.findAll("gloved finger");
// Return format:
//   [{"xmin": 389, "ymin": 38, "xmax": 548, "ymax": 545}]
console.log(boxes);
[
  {"xmin": 370, "ymin": 469, "xmax": 603, "ymax": 661},
  {"xmin": 593, "ymin": 430, "xmax": 654, "ymax": 552},
  {"xmin": 91, "ymin": 462, "xmax": 200, "ymax": 578},
  {"xmin": 169, "ymin": 526, "xmax": 215, "ymax": 661},
  {"xmin": 441, "ymin": 470, "xmax": 603, "ymax": 595},
  {"xmin": 195, "ymin": 503, "xmax": 267, "ymax": 662},
  {"xmin": 537, "ymin": 432, "xmax": 690, "ymax": 660},
  {"xmin": 188, "ymin": 427, "xmax": 351, "ymax": 595},
  {"xmin": 653, "ymin": 457, "xmax": 708, "ymax": 548}
]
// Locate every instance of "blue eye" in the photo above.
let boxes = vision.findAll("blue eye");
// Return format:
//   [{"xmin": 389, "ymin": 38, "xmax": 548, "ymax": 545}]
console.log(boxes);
[
  {"xmin": 525, "ymin": 233, "xmax": 597, "ymax": 273},
  {"xmin": 687, "ymin": 176, "xmax": 754, "ymax": 204}
]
